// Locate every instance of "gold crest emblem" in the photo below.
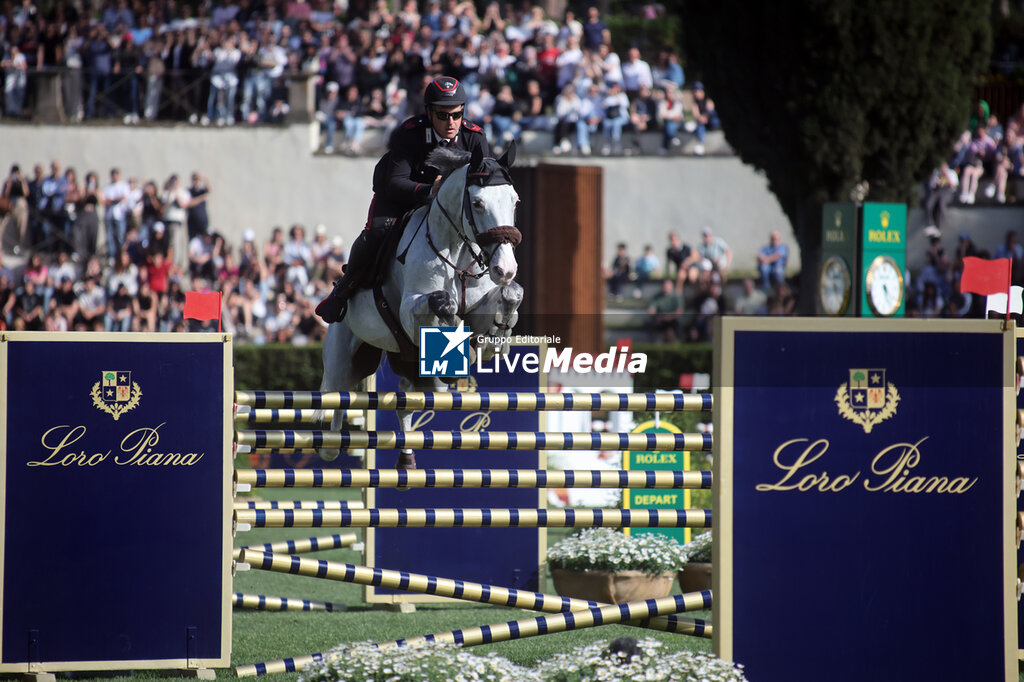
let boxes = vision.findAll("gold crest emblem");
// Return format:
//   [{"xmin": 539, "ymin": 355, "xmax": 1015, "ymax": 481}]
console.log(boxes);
[
  {"xmin": 91, "ymin": 370, "xmax": 142, "ymax": 421},
  {"xmin": 835, "ymin": 368, "xmax": 899, "ymax": 433}
]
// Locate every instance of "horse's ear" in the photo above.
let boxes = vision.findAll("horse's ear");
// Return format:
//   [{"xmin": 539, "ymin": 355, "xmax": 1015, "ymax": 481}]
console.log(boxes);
[
  {"xmin": 470, "ymin": 143, "xmax": 484, "ymax": 170},
  {"xmin": 498, "ymin": 140, "xmax": 517, "ymax": 169}
]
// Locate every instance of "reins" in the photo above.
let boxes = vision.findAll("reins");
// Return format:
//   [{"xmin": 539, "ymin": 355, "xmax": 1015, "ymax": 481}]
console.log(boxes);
[{"xmin": 425, "ymin": 166, "xmax": 521, "ymax": 317}]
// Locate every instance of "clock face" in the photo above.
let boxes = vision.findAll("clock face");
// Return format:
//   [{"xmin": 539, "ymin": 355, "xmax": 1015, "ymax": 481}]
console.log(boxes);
[
  {"xmin": 819, "ymin": 256, "xmax": 852, "ymax": 316},
  {"xmin": 865, "ymin": 255, "xmax": 904, "ymax": 317}
]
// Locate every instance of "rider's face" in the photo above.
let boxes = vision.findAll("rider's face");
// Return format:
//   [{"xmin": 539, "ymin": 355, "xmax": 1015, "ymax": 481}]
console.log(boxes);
[{"xmin": 430, "ymin": 104, "xmax": 463, "ymax": 140}]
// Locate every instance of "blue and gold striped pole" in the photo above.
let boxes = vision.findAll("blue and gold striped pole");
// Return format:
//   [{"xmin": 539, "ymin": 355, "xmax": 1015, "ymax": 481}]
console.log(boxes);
[
  {"xmin": 235, "ymin": 468, "xmax": 712, "ymax": 490},
  {"xmin": 233, "ymin": 408, "xmax": 364, "ymax": 424},
  {"xmin": 232, "ymin": 549, "xmax": 710, "ymax": 677},
  {"xmin": 234, "ymin": 533, "xmax": 358, "ymax": 556},
  {"xmin": 235, "ymin": 549, "xmax": 709, "ymax": 636},
  {"xmin": 234, "ymin": 507, "xmax": 711, "ymax": 529},
  {"xmin": 235, "ymin": 430, "xmax": 710, "ymax": 452},
  {"xmin": 235, "ymin": 390, "xmax": 711, "ymax": 412},
  {"xmin": 381, "ymin": 591, "xmax": 711, "ymax": 648},
  {"xmin": 235, "ymin": 591, "xmax": 711, "ymax": 677},
  {"xmin": 236, "ymin": 653, "xmax": 322, "ymax": 677},
  {"xmin": 232, "ymin": 593, "xmax": 347, "ymax": 612},
  {"xmin": 232, "ymin": 500, "xmax": 363, "ymax": 511}
]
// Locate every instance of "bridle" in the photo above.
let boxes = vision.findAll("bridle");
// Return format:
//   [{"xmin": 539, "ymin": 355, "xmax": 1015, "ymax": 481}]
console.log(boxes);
[{"xmin": 425, "ymin": 160, "xmax": 523, "ymax": 315}]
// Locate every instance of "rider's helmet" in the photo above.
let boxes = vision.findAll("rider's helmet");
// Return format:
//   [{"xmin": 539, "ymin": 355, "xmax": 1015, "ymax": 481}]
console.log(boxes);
[{"xmin": 424, "ymin": 76, "xmax": 467, "ymax": 108}]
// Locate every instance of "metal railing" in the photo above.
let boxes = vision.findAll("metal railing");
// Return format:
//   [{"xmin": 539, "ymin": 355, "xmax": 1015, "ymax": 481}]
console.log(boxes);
[{"xmin": 0, "ymin": 67, "xmax": 315, "ymax": 125}]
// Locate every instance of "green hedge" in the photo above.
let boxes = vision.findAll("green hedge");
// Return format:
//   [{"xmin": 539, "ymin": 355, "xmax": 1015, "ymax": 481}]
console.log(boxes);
[
  {"xmin": 632, "ymin": 342, "xmax": 712, "ymax": 392},
  {"xmin": 234, "ymin": 343, "xmax": 325, "ymax": 391},
  {"xmin": 232, "ymin": 342, "xmax": 712, "ymax": 393}
]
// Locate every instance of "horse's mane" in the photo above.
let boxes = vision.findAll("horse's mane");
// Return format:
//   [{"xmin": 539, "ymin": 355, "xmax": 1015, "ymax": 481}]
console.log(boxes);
[{"xmin": 426, "ymin": 147, "xmax": 472, "ymax": 183}]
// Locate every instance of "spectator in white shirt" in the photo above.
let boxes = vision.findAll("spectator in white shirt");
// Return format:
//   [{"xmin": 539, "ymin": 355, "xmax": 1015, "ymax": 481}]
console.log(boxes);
[
  {"xmin": 658, "ymin": 85, "xmax": 686, "ymax": 153},
  {"xmin": 552, "ymin": 83, "xmax": 582, "ymax": 154},
  {"xmin": 597, "ymin": 43, "xmax": 623, "ymax": 86},
  {"xmin": 282, "ymin": 224, "xmax": 313, "ymax": 272},
  {"xmin": 576, "ymin": 82, "xmax": 604, "ymax": 156},
  {"xmin": 206, "ymin": 34, "xmax": 241, "ymax": 125},
  {"xmin": 161, "ymin": 173, "xmax": 192, "ymax": 269},
  {"xmin": 555, "ymin": 35, "xmax": 583, "ymax": 89},
  {"xmin": 621, "ymin": 46, "xmax": 653, "ymax": 97},
  {"xmin": 600, "ymin": 82, "xmax": 630, "ymax": 155},
  {"xmin": 101, "ymin": 168, "xmax": 131, "ymax": 259}
]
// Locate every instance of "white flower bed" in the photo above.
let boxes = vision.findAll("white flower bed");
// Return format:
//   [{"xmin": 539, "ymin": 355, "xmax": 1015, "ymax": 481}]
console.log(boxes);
[{"xmin": 299, "ymin": 638, "xmax": 747, "ymax": 682}]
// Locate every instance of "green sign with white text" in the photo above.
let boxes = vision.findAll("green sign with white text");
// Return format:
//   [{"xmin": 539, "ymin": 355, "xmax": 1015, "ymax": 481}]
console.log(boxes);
[{"xmin": 623, "ymin": 420, "xmax": 691, "ymax": 545}]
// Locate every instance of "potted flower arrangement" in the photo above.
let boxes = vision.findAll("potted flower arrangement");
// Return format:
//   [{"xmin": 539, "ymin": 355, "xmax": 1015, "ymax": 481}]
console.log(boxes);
[
  {"xmin": 678, "ymin": 530, "xmax": 713, "ymax": 593},
  {"xmin": 546, "ymin": 528, "xmax": 687, "ymax": 604}
]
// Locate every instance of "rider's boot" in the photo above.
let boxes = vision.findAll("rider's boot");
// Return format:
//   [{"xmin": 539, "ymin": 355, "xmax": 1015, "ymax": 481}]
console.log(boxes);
[{"xmin": 316, "ymin": 228, "xmax": 382, "ymax": 323}]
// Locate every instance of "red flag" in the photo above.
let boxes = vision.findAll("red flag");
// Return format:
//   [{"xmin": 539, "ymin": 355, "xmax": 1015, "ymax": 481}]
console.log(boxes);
[
  {"xmin": 184, "ymin": 291, "xmax": 222, "ymax": 331},
  {"xmin": 961, "ymin": 257, "xmax": 1011, "ymax": 296}
]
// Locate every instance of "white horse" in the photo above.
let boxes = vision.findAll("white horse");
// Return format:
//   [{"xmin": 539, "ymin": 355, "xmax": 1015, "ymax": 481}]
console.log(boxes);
[{"xmin": 320, "ymin": 144, "xmax": 524, "ymax": 467}]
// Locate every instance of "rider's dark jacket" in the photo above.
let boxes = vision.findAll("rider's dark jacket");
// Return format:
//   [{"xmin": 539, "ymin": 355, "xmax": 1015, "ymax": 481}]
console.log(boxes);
[{"xmin": 370, "ymin": 115, "xmax": 490, "ymax": 223}]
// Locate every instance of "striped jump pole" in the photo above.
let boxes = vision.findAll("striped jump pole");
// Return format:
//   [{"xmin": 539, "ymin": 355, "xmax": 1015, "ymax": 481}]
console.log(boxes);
[
  {"xmin": 236, "ymin": 468, "xmax": 713, "ymax": 490},
  {"xmin": 232, "ymin": 500, "xmax": 363, "ymax": 511},
  {"xmin": 234, "ymin": 508, "xmax": 711, "ymax": 529},
  {"xmin": 235, "ymin": 549, "xmax": 710, "ymax": 636},
  {"xmin": 236, "ymin": 653, "xmax": 322, "ymax": 678},
  {"xmin": 380, "ymin": 591, "xmax": 711, "ymax": 649},
  {"xmin": 235, "ymin": 390, "xmax": 712, "ymax": 413},
  {"xmin": 233, "ymin": 548, "xmax": 708, "ymax": 676},
  {"xmin": 235, "ymin": 533, "xmax": 359, "ymax": 556},
  {"xmin": 235, "ymin": 591, "xmax": 711, "ymax": 677},
  {"xmin": 235, "ymin": 430, "xmax": 711, "ymax": 452},
  {"xmin": 232, "ymin": 593, "xmax": 347, "ymax": 612},
  {"xmin": 233, "ymin": 409, "xmax": 365, "ymax": 424}
]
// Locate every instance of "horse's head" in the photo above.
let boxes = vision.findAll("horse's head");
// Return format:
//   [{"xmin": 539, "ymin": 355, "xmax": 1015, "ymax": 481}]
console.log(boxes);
[{"xmin": 429, "ymin": 143, "xmax": 521, "ymax": 287}]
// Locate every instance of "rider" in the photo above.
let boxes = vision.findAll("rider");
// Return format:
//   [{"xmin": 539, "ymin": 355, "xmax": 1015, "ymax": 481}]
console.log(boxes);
[{"xmin": 316, "ymin": 76, "xmax": 490, "ymax": 323}]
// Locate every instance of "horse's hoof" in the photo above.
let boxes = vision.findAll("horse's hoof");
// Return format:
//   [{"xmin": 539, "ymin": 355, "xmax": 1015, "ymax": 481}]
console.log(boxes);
[
  {"xmin": 397, "ymin": 451, "xmax": 417, "ymax": 470},
  {"xmin": 502, "ymin": 281, "xmax": 524, "ymax": 305},
  {"xmin": 428, "ymin": 290, "xmax": 457, "ymax": 324},
  {"xmin": 319, "ymin": 448, "xmax": 341, "ymax": 462}
]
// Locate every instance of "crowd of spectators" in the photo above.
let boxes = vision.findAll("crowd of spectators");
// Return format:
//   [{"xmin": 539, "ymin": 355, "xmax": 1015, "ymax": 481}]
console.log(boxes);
[
  {"xmin": 0, "ymin": 0, "xmax": 716, "ymax": 156},
  {"xmin": 924, "ymin": 100, "xmax": 1024, "ymax": 227},
  {"xmin": 0, "ymin": 158, "xmax": 342, "ymax": 342},
  {"xmin": 606, "ymin": 226, "xmax": 794, "ymax": 343}
]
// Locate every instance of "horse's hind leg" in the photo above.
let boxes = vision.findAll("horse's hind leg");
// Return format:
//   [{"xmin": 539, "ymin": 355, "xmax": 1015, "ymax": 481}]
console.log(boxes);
[
  {"xmin": 390, "ymin": 359, "xmax": 448, "ymax": 471},
  {"xmin": 319, "ymin": 321, "xmax": 382, "ymax": 461}
]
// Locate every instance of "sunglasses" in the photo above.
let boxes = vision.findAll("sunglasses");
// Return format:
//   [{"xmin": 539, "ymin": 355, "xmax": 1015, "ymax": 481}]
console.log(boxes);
[{"xmin": 433, "ymin": 109, "xmax": 464, "ymax": 121}]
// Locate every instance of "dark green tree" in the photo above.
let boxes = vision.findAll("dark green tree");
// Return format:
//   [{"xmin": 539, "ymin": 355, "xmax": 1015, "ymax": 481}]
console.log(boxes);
[{"xmin": 683, "ymin": 1, "xmax": 992, "ymax": 310}]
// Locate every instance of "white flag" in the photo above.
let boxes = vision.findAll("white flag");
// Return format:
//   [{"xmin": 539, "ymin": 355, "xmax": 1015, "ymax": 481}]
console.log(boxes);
[{"xmin": 985, "ymin": 285, "xmax": 1024, "ymax": 315}]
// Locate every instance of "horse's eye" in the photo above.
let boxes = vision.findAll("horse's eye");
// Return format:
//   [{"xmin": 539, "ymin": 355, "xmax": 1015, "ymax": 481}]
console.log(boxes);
[{"xmin": 472, "ymin": 198, "xmax": 485, "ymax": 210}]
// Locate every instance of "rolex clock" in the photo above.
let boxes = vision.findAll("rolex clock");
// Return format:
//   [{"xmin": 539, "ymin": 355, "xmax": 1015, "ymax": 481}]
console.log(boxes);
[
  {"xmin": 819, "ymin": 256, "xmax": 852, "ymax": 316},
  {"xmin": 820, "ymin": 203, "xmax": 858, "ymax": 316},
  {"xmin": 859, "ymin": 202, "xmax": 907, "ymax": 317},
  {"xmin": 864, "ymin": 255, "xmax": 904, "ymax": 317}
]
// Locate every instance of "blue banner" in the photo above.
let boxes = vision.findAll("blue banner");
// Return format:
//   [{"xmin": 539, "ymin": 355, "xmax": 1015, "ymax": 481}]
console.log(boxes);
[
  {"xmin": 1, "ymin": 334, "xmax": 231, "ymax": 670},
  {"xmin": 717, "ymin": 321, "xmax": 1014, "ymax": 682},
  {"xmin": 369, "ymin": 345, "xmax": 543, "ymax": 599}
]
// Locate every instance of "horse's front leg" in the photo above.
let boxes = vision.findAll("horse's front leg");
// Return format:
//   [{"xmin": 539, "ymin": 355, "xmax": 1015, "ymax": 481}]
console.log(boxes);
[
  {"xmin": 469, "ymin": 281, "xmax": 523, "ymax": 362},
  {"xmin": 401, "ymin": 290, "xmax": 459, "ymax": 332}
]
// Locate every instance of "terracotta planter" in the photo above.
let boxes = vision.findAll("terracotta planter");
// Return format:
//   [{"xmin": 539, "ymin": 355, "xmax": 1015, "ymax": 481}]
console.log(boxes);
[
  {"xmin": 677, "ymin": 562, "xmax": 713, "ymax": 593},
  {"xmin": 551, "ymin": 568, "xmax": 675, "ymax": 604}
]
